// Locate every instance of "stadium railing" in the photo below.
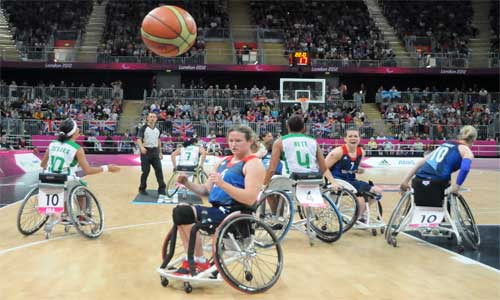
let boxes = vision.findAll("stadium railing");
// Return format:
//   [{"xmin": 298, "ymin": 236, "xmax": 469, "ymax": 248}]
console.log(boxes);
[
  {"xmin": 0, "ymin": 85, "xmax": 114, "ymax": 101},
  {"xmin": 375, "ymin": 91, "xmax": 498, "ymax": 104}
]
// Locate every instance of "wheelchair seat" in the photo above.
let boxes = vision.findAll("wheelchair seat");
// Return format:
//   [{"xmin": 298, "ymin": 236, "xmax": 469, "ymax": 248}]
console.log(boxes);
[
  {"xmin": 39, "ymin": 173, "xmax": 68, "ymax": 184},
  {"xmin": 290, "ymin": 172, "xmax": 324, "ymax": 185},
  {"xmin": 176, "ymin": 165, "xmax": 197, "ymax": 172}
]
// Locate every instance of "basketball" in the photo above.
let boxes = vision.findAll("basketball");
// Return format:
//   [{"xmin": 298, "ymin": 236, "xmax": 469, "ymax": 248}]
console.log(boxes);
[{"xmin": 140, "ymin": 5, "xmax": 197, "ymax": 57}]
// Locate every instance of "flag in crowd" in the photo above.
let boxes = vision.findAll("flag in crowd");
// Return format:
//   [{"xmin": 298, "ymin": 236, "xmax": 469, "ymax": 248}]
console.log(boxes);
[{"xmin": 173, "ymin": 120, "xmax": 194, "ymax": 136}]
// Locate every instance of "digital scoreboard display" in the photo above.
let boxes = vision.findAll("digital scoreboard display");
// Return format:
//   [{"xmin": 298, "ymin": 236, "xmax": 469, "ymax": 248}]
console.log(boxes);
[{"xmin": 289, "ymin": 51, "xmax": 310, "ymax": 67}]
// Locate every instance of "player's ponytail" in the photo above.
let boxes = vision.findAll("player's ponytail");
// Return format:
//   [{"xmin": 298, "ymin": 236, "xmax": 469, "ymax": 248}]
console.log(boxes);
[
  {"xmin": 57, "ymin": 119, "xmax": 78, "ymax": 143},
  {"xmin": 457, "ymin": 125, "xmax": 477, "ymax": 145}
]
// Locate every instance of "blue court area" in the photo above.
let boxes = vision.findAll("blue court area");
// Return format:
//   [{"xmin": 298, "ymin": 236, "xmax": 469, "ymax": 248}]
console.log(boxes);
[
  {"xmin": 131, "ymin": 189, "xmax": 202, "ymax": 205},
  {"xmin": 407, "ymin": 225, "xmax": 500, "ymax": 271}
]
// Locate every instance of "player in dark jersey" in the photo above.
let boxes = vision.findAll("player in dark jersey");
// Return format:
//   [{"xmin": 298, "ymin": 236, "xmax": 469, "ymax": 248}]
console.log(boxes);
[
  {"xmin": 325, "ymin": 128, "xmax": 383, "ymax": 223},
  {"xmin": 400, "ymin": 125, "xmax": 477, "ymax": 207},
  {"xmin": 171, "ymin": 125, "xmax": 265, "ymax": 275}
]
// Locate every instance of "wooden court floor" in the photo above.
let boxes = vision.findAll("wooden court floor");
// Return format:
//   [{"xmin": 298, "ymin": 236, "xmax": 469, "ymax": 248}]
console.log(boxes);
[{"xmin": 0, "ymin": 166, "xmax": 499, "ymax": 300}]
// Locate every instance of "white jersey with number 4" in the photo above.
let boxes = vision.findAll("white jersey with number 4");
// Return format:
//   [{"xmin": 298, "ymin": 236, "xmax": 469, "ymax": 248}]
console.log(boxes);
[
  {"xmin": 281, "ymin": 133, "xmax": 318, "ymax": 173},
  {"xmin": 178, "ymin": 145, "xmax": 200, "ymax": 166},
  {"xmin": 47, "ymin": 140, "xmax": 80, "ymax": 176}
]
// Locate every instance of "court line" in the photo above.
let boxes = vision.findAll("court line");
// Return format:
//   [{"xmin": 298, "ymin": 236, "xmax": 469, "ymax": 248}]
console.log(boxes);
[
  {"xmin": 0, "ymin": 220, "xmax": 169, "ymax": 256},
  {"xmin": 401, "ymin": 232, "xmax": 500, "ymax": 274}
]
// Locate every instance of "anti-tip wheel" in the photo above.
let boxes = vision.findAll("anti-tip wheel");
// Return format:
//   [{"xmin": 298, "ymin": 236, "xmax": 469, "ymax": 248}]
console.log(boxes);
[
  {"xmin": 380, "ymin": 227, "xmax": 385, "ymax": 234},
  {"xmin": 160, "ymin": 276, "xmax": 169, "ymax": 287},
  {"xmin": 184, "ymin": 282, "xmax": 193, "ymax": 293},
  {"xmin": 457, "ymin": 245, "xmax": 465, "ymax": 254},
  {"xmin": 371, "ymin": 229, "xmax": 377, "ymax": 236}
]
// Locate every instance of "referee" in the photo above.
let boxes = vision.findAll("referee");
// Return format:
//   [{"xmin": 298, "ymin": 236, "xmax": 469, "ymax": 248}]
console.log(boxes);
[{"xmin": 137, "ymin": 112, "xmax": 166, "ymax": 195}]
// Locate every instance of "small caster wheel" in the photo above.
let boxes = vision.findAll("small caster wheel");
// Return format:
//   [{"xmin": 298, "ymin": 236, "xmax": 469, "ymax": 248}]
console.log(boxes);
[
  {"xmin": 457, "ymin": 245, "xmax": 465, "ymax": 254},
  {"xmin": 380, "ymin": 227, "xmax": 385, "ymax": 234},
  {"xmin": 160, "ymin": 276, "xmax": 169, "ymax": 287},
  {"xmin": 371, "ymin": 229, "xmax": 377, "ymax": 236},
  {"xmin": 392, "ymin": 239, "xmax": 398, "ymax": 247},
  {"xmin": 244, "ymin": 271, "xmax": 253, "ymax": 282},
  {"xmin": 184, "ymin": 282, "xmax": 193, "ymax": 293},
  {"xmin": 447, "ymin": 235, "xmax": 454, "ymax": 241},
  {"xmin": 64, "ymin": 225, "xmax": 70, "ymax": 233},
  {"xmin": 45, "ymin": 232, "xmax": 50, "ymax": 240}
]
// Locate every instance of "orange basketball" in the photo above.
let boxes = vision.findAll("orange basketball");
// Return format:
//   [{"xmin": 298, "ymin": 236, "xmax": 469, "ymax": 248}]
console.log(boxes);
[{"xmin": 141, "ymin": 5, "xmax": 197, "ymax": 57}]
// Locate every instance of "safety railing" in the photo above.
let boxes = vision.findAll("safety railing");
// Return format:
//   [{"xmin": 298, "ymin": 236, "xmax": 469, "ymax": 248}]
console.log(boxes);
[
  {"xmin": 375, "ymin": 91, "xmax": 498, "ymax": 104},
  {"xmin": 312, "ymin": 58, "xmax": 399, "ymax": 68},
  {"xmin": 0, "ymin": 85, "xmax": 115, "ymax": 101}
]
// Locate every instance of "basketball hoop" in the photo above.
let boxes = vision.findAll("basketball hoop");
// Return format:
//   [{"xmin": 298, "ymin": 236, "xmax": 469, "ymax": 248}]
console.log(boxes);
[{"xmin": 298, "ymin": 97, "xmax": 309, "ymax": 113}]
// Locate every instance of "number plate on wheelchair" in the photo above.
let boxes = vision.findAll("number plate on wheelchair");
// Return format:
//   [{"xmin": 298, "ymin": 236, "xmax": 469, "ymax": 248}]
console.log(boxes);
[
  {"xmin": 38, "ymin": 187, "xmax": 65, "ymax": 215},
  {"xmin": 295, "ymin": 184, "xmax": 326, "ymax": 208},
  {"xmin": 409, "ymin": 207, "xmax": 445, "ymax": 228}
]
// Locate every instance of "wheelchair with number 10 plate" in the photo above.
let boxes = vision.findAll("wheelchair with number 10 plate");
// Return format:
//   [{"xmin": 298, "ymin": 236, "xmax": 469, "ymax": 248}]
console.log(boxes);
[
  {"xmin": 385, "ymin": 189, "xmax": 480, "ymax": 253},
  {"xmin": 16, "ymin": 173, "xmax": 104, "ymax": 239}
]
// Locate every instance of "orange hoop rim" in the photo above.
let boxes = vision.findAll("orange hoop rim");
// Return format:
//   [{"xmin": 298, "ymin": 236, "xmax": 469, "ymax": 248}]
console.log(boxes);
[{"xmin": 297, "ymin": 97, "xmax": 309, "ymax": 103}]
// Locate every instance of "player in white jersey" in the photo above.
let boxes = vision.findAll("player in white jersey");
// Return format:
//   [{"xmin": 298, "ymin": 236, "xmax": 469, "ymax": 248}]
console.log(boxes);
[
  {"xmin": 40, "ymin": 119, "xmax": 120, "ymax": 228},
  {"xmin": 171, "ymin": 137, "xmax": 207, "ymax": 170},
  {"xmin": 264, "ymin": 114, "xmax": 339, "ymax": 189}
]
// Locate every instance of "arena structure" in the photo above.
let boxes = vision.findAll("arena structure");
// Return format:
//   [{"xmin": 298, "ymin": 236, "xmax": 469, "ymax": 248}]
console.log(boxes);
[{"xmin": 0, "ymin": 0, "xmax": 499, "ymax": 299}]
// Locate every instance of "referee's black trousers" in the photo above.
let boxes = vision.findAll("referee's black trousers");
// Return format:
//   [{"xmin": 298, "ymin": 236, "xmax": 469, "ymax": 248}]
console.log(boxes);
[{"xmin": 139, "ymin": 147, "xmax": 166, "ymax": 192}]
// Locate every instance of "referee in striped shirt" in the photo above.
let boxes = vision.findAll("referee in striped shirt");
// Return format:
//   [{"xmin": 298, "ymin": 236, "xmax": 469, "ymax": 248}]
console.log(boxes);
[{"xmin": 137, "ymin": 112, "xmax": 166, "ymax": 195}]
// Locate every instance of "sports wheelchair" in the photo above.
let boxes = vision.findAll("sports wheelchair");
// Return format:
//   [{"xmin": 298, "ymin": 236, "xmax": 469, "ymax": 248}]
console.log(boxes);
[
  {"xmin": 324, "ymin": 179, "xmax": 385, "ymax": 236},
  {"xmin": 256, "ymin": 172, "xmax": 343, "ymax": 246},
  {"xmin": 385, "ymin": 190, "xmax": 480, "ymax": 252},
  {"xmin": 166, "ymin": 165, "xmax": 208, "ymax": 198},
  {"xmin": 157, "ymin": 206, "xmax": 283, "ymax": 294},
  {"xmin": 16, "ymin": 173, "xmax": 104, "ymax": 239}
]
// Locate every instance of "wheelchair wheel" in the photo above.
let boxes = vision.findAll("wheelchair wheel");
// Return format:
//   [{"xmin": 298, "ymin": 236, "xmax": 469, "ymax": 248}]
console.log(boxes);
[
  {"xmin": 213, "ymin": 214, "xmax": 283, "ymax": 294},
  {"xmin": 166, "ymin": 171, "xmax": 179, "ymax": 198},
  {"xmin": 17, "ymin": 187, "xmax": 49, "ymax": 235},
  {"xmin": 299, "ymin": 193, "xmax": 343, "ymax": 243},
  {"xmin": 385, "ymin": 191, "xmax": 412, "ymax": 244},
  {"xmin": 255, "ymin": 190, "xmax": 294, "ymax": 243},
  {"xmin": 451, "ymin": 194, "xmax": 480, "ymax": 250},
  {"xmin": 197, "ymin": 169, "xmax": 208, "ymax": 184},
  {"xmin": 67, "ymin": 186, "xmax": 104, "ymax": 239},
  {"xmin": 329, "ymin": 188, "xmax": 359, "ymax": 232}
]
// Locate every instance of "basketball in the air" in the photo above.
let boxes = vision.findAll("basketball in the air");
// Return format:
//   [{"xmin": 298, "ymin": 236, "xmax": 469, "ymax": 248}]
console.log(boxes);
[{"xmin": 141, "ymin": 5, "xmax": 197, "ymax": 57}]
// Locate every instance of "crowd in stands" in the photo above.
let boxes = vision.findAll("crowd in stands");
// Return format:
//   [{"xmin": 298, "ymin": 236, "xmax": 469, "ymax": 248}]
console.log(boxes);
[
  {"xmin": 0, "ymin": 80, "xmax": 122, "ymax": 137},
  {"xmin": 250, "ymin": 0, "xmax": 395, "ymax": 62},
  {"xmin": 99, "ymin": 0, "xmax": 228, "ymax": 59},
  {"xmin": 378, "ymin": 86, "xmax": 498, "ymax": 140},
  {"xmin": 379, "ymin": 0, "xmax": 476, "ymax": 55},
  {"xmin": 1, "ymin": 0, "xmax": 93, "ymax": 55}
]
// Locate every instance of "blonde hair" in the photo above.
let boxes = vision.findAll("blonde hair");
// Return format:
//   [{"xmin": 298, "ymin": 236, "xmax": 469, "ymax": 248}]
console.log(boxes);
[{"xmin": 457, "ymin": 125, "xmax": 477, "ymax": 145}]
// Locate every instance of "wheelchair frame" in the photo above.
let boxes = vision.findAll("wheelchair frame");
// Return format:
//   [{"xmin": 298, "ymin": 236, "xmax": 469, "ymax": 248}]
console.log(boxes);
[
  {"xmin": 16, "ymin": 175, "xmax": 104, "ymax": 240},
  {"xmin": 385, "ymin": 190, "xmax": 480, "ymax": 252},
  {"xmin": 166, "ymin": 166, "xmax": 208, "ymax": 198},
  {"xmin": 326, "ymin": 178, "xmax": 385, "ymax": 236},
  {"xmin": 257, "ymin": 176, "xmax": 343, "ymax": 246},
  {"xmin": 157, "ymin": 211, "xmax": 283, "ymax": 294}
]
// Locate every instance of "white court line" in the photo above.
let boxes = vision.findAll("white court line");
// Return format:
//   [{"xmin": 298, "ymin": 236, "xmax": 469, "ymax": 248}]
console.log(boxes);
[
  {"xmin": 0, "ymin": 182, "xmax": 25, "ymax": 186},
  {"xmin": 0, "ymin": 220, "xmax": 169, "ymax": 256},
  {"xmin": 401, "ymin": 231, "xmax": 500, "ymax": 275},
  {"xmin": 0, "ymin": 200, "xmax": 22, "ymax": 210}
]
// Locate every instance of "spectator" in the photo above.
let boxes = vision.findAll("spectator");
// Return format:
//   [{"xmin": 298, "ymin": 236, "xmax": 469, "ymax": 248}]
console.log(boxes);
[{"xmin": 206, "ymin": 138, "xmax": 222, "ymax": 156}]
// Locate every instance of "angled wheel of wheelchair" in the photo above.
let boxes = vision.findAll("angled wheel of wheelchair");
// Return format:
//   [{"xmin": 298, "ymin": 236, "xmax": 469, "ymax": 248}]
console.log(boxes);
[
  {"xmin": 298, "ymin": 193, "xmax": 343, "ymax": 243},
  {"xmin": 17, "ymin": 187, "xmax": 49, "ymax": 235},
  {"xmin": 328, "ymin": 188, "xmax": 359, "ymax": 232},
  {"xmin": 451, "ymin": 193, "xmax": 480, "ymax": 250},
  {"xmin": 67, "ymin": 185, "xmax": 104, "ymax": 239},
  {"xmin": 166, "ymin": 171, "xmax": 179, "ymax": 198},
  {"xmin": 256, "ymin": 190, "xmax": 294, "ymax": 242},
  {"xmin": 385, "ymin": 191, "xmax": 412, "ymax": 246},
  {"xmin": 197, "ymin": 169, "xmax": 208, "ymax": 184},
  {"xmin": 213, "ymin": 214, "xmax": 283, "ymax": 294}
]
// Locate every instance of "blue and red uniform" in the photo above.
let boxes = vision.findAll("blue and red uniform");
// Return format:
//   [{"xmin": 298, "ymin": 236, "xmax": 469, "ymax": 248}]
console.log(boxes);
[
  {"xmin": 330, "ymin": 145, "xmax": 372, "ymax": 193},
  {"xmin": 195, "ymin": 155, "xmax": 257, "ymax": 224}
]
